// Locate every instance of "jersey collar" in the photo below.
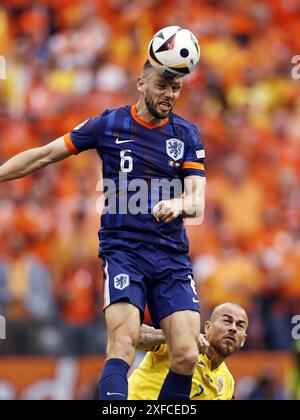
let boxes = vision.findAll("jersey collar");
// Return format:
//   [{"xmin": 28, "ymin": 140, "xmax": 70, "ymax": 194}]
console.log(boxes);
[{"xmin": 131, "ymin": 105, "xmax": 169, "ymax": 129}]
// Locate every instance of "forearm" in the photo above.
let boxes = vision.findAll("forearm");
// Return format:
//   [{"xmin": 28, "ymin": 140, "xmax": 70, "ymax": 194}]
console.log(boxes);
[
  {"xmin": 137, "ymin": 324, "xmax": 166, "ymax": 350},
  {"xmin": 181, "ymin": 195, "xmax": 204, "ymax": 219},
  {"xmin": 182, "ymin": 176, "xmax": 206, "ymax": 219},
  {"xmin": 0, "ymin": 148, "xmax": 49, "ymax": 183},
  {"xmin": 0, "ymin": 138, "xmax": 70, "ymax": 183}
]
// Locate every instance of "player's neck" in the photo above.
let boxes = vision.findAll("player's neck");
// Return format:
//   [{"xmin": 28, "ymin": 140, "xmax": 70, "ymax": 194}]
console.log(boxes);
[
  {"xmin": 134, "ymin": 101, "xmax": 167, "ymax": 127},
  {"xmin": 206, "ymin": 347, "xmax": 226, "ymax": 370}
]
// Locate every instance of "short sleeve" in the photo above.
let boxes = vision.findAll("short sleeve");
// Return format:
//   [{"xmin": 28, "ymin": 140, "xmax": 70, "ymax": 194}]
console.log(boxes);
[
  {"xmin": 64, "ymin": 114, "xmax": 104, "ymax": 155},
  {"xmin": 181, "ymin": 124, "xmax": 205, "ymax": 177}
]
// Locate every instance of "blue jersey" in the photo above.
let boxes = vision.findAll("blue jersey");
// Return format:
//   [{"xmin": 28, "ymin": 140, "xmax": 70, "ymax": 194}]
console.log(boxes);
[{"xmin": 64, "ymin": 105, "xmax": 205, "ymax": 253}]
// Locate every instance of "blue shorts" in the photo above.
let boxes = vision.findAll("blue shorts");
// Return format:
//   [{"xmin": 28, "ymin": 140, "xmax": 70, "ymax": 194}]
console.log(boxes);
[{"xmin": 99, "ymin": 239, "xmax": 200, "ymax": 328}]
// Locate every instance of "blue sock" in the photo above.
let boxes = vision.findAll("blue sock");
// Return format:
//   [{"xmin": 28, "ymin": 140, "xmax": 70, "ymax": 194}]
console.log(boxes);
[
  {"xmin": 99, "ymin": 358, "xmax": 129, "ymax": 400},
  {"xmin": 158, "ymin": 369, "xmax": 193, "ymax": 400}
]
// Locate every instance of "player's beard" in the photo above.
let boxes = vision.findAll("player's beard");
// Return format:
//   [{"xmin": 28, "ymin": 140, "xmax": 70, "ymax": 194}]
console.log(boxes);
[
  {"xmin": 145, "ymin": 95, "xmax": 173, "ymax": 120},
  {"xmin": 209, "ymin": 339, "xmax": 237, "ymax": 358}
]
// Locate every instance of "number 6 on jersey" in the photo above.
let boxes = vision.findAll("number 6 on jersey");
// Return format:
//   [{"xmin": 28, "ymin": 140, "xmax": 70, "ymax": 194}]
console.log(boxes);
[{"xmin": 120, "ymin": 150, "xmax": 133, "ymax": 173}]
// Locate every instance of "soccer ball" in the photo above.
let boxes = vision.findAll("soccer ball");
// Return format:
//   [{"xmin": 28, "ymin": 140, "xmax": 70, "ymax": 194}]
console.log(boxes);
[{"xmin": 148, "ymin": 26, "xmax": 200, "ymax": 78}]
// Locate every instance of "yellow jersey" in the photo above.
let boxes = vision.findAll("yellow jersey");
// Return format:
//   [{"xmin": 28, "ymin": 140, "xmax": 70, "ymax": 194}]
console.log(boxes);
[{"xmin": 128, "ymin": 345, "xmax": 234, "ymax": 400}]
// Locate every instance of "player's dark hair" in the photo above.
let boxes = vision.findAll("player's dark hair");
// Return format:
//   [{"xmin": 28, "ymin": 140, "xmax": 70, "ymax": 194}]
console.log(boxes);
[
  {"xmin": 141, "ymin": 59, "xmax": 155, "ymax": 77},
  {"xmin": 141, "ymin": 59, "xmax": 182, "ymax": 80}
]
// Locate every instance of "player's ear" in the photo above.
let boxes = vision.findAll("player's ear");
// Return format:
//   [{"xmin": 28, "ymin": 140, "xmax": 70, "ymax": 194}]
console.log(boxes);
[
  {"xmin": 204, "ymin": 320, "xmax": 212, "ymax": 335},
  {"xmin": 137, "ymin": 76, "xmax": 145, "ymax": 93},
  {"xmin": 240, "ymin": 333, "xmax": 247, "ymax": 348}
]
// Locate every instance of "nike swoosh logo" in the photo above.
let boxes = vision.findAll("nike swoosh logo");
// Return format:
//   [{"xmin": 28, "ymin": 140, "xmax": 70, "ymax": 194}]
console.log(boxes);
[
  {"xmin": 115, "ymin": 138, "xmax": 135, "ymax": 144},
  {"xmin": 106, "ymin": 392, "xmax": 125, "ymax": 396},
  {"xmin": 193, "ymin": 297, "xmax": 199, "ymax": 303}
]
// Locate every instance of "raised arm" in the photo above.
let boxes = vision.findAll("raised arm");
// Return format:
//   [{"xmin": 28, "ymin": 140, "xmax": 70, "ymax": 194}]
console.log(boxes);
[
  {"xmin": 152, "ymin": 175, "xmax": 206, "ymax": 224},
  {"xmin": 137, "ymin": 324, "xmax": 209, "ymax": 354},
  {"xmin": 0, "ymin": 136, "xmax": 72, "ymax": 183},
  {"xmin": 137, "ymin": 324, "xmax": 166, "ymax": 351},
  {"xmin": 182, "ymin": 175, "xmax": 206, "ymax": 220}
]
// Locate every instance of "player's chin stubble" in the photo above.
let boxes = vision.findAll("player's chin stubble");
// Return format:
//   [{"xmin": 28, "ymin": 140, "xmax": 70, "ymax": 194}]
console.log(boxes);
[
  {"xmin": 145, "ymin": 97, "xmax": 172, "ymax": 119},
  {"xmin": 211, "ymin": 341, "xmax": 236, "ymax": 358}
]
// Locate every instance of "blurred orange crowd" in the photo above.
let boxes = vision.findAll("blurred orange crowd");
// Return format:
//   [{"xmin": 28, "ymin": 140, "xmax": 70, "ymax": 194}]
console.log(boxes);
[{"xmin": 0, "ymin": 0, "xmax": 300, "ymax": 352}]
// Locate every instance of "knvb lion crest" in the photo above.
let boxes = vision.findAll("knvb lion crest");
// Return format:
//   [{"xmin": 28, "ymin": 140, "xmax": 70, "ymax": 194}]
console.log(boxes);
[
  {"xmin": 166, "ymin": 138, "xmax": 184, "ymax": 161},
  {"xmin": 114, "ymin": 274, "xmax": 129, "ymax": 290}
]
